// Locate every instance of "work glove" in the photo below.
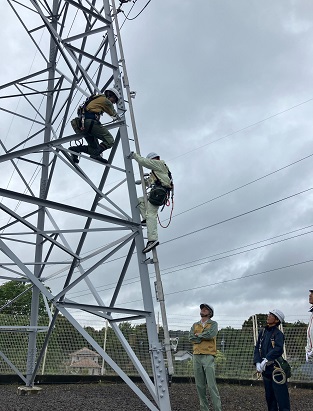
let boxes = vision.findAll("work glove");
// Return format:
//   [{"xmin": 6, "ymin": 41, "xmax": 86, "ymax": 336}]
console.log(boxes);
[
  {"xmin": 306, "ymin": 350, "xmax": 313, "ymax": 363},
  {"xmin": 256, "ymin": 363, "xmax": 262, "ymax": 373},
  {"xmin": 112, "ymin": 114, "xmax": 121, "ymax": 121},
  {"xmin": 127, "ymin": 151, "xmax": 135, "ymax": 159},
  {"xmin": 260, "ymin": 358, "xmax": 268, "ymax": 372}
]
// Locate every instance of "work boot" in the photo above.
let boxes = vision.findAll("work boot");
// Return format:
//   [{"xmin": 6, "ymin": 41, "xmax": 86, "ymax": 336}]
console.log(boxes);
[
  {"xmin": 69, "ymin": 145, "xmax": 88, "ymax": 164},
  {"xmin": 90, "ymin": 155, "xmax": 108, "ymax": 164},
  {"xmin": 142, "ymin": 240, "xmax": 159, "ymax": 253}
]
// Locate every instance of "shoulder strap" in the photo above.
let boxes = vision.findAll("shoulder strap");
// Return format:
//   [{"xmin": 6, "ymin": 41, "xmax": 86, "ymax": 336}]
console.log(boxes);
[
  {"xmin": 258, "ymin": 328, "xmax": 265, "ymax": 355},
  {"xmin": 270, "ymin": 327, "xmax": 279, "ymax": 345},
  {"xmin": 85, "ymin": 94, "xmax": 103, "ymax": 110}
]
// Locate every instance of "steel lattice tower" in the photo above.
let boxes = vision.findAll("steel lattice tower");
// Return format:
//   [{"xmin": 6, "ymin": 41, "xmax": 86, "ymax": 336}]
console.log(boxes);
[{"xmin": 0, "ymin": 1, "xmax": 171, "ymax": 409}]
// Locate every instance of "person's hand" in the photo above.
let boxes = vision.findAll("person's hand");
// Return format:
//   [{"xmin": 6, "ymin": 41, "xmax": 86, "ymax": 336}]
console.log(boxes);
[
  {"xmin": 112, "ymin": 114, "xmax": 120, "ymax": 121},
  {"xmin": 127, "ymin": 152, "xmax": 134, "ymax": 159},
  {"xmin": 260, "ymin": 358, "xmax": 268, "ymax": 372},
  {"xmin": 256, "ymin": 363, "xmax": 262, "ymax": 373}
]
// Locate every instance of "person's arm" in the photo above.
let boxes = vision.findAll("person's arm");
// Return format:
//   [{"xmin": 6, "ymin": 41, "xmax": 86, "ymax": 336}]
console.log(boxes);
[
  {"xmin": 132, "ymin": 153, "xmax": 163, "ymax": 170},
  {"xmin": 197, "ymin": 321, "xmax": 218, "ymax": 340},
  {"xmin": 188, "ymin": 324, "xmax": 201, "ymax": 344},
  {"xmin": 102, "ymin": 98, "xmax": 117, "ymax": 117},
  {"xmin": 253, "ymin": 331, "xmax": 263, "ymax": 364}
]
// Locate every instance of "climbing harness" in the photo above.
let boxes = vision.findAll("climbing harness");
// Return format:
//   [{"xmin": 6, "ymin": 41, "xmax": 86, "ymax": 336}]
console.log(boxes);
[
  {"xmin": 257, "ymin": 327, "xmax": 291, "ymax": 384},
  {"xmin": 146, "ymin": 164, "xmax": 174, "ymax": 228},
  {"xmin": 77, "ymin": 94, "xmax": 102, "ymax": 131}
]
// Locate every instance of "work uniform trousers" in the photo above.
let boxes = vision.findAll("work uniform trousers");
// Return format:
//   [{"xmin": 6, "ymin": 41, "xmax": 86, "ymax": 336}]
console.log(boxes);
[
  {"xmin": 262, "ymin": 372, "xmax": 290, "ymax": 411},
  {"xmin": 138, "ymin": 197, "xmax": 159, "ymax": 241},
  {"xmin": 193, "ymin": 354, "xmax": 222, "ymax": 411},
  {"xmin": 72, "ymin": 118, "xmax": 115, "ymax": 151}
]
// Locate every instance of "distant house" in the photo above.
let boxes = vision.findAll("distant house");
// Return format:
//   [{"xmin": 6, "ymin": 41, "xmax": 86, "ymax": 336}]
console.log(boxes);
[
  {"xmin": 68, "ymin": 347, "xmax": 101, "ymax": 375},
  {"xmin": 174, "ymin": 351, "xmax": 192, "ymax": 361}
]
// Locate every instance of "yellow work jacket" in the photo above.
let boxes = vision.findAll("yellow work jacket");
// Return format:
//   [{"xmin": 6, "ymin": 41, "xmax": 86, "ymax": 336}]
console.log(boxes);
[
  {"xmin": 86, "ymin": 95, "xmax": 117, "ymax": 117},
  {"xmin": 189, "ymin": 319, "xmax": 218, "ymax": 356}
]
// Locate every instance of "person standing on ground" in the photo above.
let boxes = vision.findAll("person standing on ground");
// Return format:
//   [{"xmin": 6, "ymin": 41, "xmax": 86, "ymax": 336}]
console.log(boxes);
[
  {"xmin": 305, "ymin": 288, "xmax": 313, "ymax": 363},
  {"xmin": 70, "ymin": 88, "xmax": 120, "ymax": 164},
  {"xmin": 128, "ymin": 151, "xmax": 172, "ymax": 254},
  {"xmin": 253, "ymin": 309, "xmax": 290, "ymax": 411},
  {"xmin": 189, "ymin": 303, "xmax": 222, "ymax": 411}
]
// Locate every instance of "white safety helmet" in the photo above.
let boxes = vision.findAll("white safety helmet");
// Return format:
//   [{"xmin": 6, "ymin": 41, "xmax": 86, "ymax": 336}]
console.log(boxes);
[
  {"xmin": 269, "ymin": 309, "xmax": 285, "ymax": 323},
  {"xmin": 105, "ymin": 87, "xmax": 120, "ymax": 102},
  {"xmin": 310, "ymin": 288, "xmax": 313, "ymax": 292},
  {"xmin": 146, "ymin": 152, "xmax": 159, "ymax": 159},
  {"xmin": 200, "ymin": 303, "xmax": 214, "ymax": 317}
]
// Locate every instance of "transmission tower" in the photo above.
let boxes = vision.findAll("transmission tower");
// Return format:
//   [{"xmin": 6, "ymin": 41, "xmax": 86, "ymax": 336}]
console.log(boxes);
[{"xmin": 0, "ymin": 1, "xmax": 172, "ymax": 410}]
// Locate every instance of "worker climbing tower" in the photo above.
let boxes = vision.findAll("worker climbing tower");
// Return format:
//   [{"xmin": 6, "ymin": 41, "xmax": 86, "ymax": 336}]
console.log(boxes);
[{"xmin": 0, "ymin": 1, "xmax": 172, "ymax": 410}]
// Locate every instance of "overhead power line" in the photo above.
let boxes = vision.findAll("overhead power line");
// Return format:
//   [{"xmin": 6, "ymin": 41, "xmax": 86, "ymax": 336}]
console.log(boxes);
[
  {"xmin": 66, "ymin": 224, "xmax": 313, "ymax": 299},
  {"xmin": 164, "ymin": 186, "xmax": 313, "ymax": 245},
  {"xmin": 171, "ymin": 151, "xmax": 313, "ymax": 220},
  {"xmin": 166, "ymin": 258, "xmax": 313, "ymax": 296},
  {"xmin": 118, "ymin": 258, "xmax": 313, "ymax": 306},
  {"xmin": 172, "ymin": 97, "xmax": 313, "ymax": 160}
]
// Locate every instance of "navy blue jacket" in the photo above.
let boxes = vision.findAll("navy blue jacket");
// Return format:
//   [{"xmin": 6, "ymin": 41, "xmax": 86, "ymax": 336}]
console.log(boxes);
[{"xmin": 253, "ymin": 325, "xmax": 284, "ymax": 372}]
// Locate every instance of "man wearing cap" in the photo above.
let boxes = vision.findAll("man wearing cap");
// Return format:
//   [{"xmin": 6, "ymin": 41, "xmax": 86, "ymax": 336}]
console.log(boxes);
[
  {"xmin": 189, "ymin": 303, "xmax": 222, "ymax": 411},
  {"xmin": 305, "ymin": 288, "xmax": 313, "ymax": 363},
  {"xmin": 253, "ymin": 309, "xmax": 290, "ymax": 411},
  {"xmin": 128, "ymin": 152, "xmax": 172, "ymax": 254}
]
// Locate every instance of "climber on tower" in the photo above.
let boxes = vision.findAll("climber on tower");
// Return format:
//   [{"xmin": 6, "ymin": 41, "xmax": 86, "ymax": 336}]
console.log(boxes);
[{"xmin": 70, "ymin": 87, "xmax": 120, "ymax": 164}]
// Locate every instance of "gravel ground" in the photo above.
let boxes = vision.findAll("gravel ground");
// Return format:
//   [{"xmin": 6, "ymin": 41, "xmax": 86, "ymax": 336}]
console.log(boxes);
[{"xmin": 0, "ymin": 382, "xmax": 311, "ymax": 410}]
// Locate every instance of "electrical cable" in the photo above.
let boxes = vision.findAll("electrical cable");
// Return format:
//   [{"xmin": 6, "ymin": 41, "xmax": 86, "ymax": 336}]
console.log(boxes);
[
  {"xmin": 120, "ymin": 0, "xmax": 152, "ymax": 21},
  {"xmin": 170, "ymin": 151, "xmax": 313, "ymax": 220},
  {"xmin": 65, "ymin": 224, "xmax": 313, "ymax": 298},
  {"xmin": 163, "ymin": 186, "xmax": 313, "ymax": 246},
  {"xmin": 171, "ymin": 97, "xmax": 313, "ymax": 161}
]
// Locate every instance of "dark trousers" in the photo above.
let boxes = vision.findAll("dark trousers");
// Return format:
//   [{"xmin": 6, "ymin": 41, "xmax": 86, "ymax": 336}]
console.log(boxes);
[{"xmin": 262, "ymin": 373, "xmax": 290, "ymax": 411}]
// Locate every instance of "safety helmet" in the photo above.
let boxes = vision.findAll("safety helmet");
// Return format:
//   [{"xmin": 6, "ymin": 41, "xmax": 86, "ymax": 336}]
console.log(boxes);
[
  {"xmin": 200, "ymin": 303, "xmax": 214, "ymax": 317},
  {"xmin": 105, "ymin": 87, "xmax": 120, "ymax": 102},
  {"xmin": 269, "ymin": 309, "xmax": 285, "ymax": 323},
  {"xmin": 310, "ymin": 289, "xmax": 313, "ymax": 292},
  {"xmin": 146, "ymin": 152, "xmax": 159, "ymax": 159}
]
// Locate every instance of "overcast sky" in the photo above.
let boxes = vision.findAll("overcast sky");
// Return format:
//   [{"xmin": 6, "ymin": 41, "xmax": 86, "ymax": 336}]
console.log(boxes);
[{"xmin": 1, "ymin": 0, "xmax": 313, "ymax": 332}]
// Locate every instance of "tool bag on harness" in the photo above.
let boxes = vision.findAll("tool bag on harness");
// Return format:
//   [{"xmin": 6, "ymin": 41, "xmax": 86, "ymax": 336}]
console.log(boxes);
[
  {"xmin": 275, "ymin": 356, "xmax": 291, "ymax": 379},
  {"xmin": 148, "ymin": 168, "xmax": 173, "ymax": 207}
]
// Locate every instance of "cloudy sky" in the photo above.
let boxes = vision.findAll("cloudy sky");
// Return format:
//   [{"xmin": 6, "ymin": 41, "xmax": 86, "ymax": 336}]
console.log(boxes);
[{"xmin": 1, "ymin": 0, "xmax": 313, "ymax": 333}]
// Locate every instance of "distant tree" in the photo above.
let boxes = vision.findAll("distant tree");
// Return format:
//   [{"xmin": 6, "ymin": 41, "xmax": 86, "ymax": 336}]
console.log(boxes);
[
  {"xmin": 0, "ymin": 280, "xmax": 47, "ymax": 317},
  {"xmin": 242, "ymin": 314, "xmax": 268, "ymax": 328}
]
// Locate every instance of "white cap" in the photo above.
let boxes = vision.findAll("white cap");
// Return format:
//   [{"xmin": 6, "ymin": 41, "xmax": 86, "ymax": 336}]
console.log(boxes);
[
  {"xmin": 200, "ymin": 303, "xmax": 214, "ymax": 317},
  {"xmin": 269, "ymin": 309, "xmax": 285, "ymax": 323},
  {"xmin": 146, "ymin": 152, "xmax": 159, "ymax": 159},
  {"xmin": 105, "ymin": 87, "xmax": 120, "ymax": 101}
]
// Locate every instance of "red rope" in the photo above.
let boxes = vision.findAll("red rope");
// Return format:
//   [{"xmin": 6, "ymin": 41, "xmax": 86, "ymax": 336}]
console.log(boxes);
[{"xmin": 158, "ymin": 198, "xmax": 174, "ymax": 228}]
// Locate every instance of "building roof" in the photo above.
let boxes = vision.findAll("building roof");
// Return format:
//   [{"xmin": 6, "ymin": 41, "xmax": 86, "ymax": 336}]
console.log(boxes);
[
  {"xmin": 69, "ymin": 358, "xmax": 101, "ymax": 368},
  {"xmin": 70, "ymin": 347, "xmax": 100, "ymax": 357}
]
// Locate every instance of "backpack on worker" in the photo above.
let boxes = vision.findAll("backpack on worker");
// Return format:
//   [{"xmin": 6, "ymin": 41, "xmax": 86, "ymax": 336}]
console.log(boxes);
[{"xmin": 148, "ymin": 167, "xmax": 173, "ymax": 207}]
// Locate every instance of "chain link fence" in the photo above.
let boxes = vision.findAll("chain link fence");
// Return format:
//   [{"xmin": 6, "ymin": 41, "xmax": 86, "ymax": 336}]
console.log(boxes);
[{"xmin": 0, "ymin": 313, "xmax": 312, "ymax": 382}]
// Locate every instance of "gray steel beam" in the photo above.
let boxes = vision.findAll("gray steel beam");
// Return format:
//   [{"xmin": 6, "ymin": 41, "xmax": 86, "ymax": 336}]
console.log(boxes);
[{"xmin": 1, "ymin": 1, "xmax": 172, "ymax": 409}]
